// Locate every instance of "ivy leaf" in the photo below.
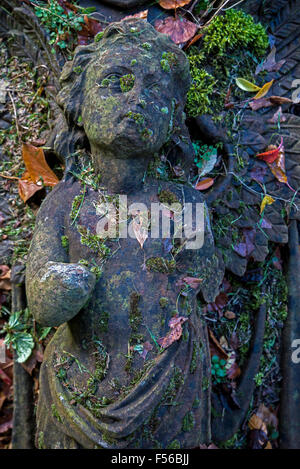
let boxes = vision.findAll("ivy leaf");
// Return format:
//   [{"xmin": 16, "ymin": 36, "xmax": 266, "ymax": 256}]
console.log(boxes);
[
  {"xmin": 13, "ymin": 332, "xmax": 34, "ymax": 363},
  {"xmin": 235, "ymin": 78, "xmax": 260, "ymax": 92}
]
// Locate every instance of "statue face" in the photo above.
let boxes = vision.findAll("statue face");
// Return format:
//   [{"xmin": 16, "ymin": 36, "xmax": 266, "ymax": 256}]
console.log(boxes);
[{"xmin": 81, "ymin": 45, "xmax": 176, "ymax": 159}]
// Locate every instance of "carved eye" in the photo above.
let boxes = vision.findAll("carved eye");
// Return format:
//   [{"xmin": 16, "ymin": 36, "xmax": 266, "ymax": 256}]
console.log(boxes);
[{"xmin": 99, "ymin": 74, "xmax": 122, "ymax": 91}]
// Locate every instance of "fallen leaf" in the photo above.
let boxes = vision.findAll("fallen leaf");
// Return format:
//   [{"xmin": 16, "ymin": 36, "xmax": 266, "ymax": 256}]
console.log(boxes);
[
  {"xmin": 250, "ymin": 165, "xmax": 267, "ymax": 183},
  {"xmin": 200, "ymin": 443, "xmax": 219, "ymax": 449},
  {"xmin": 132, "ymin": 212, "xmax": 148, "ymax": 248},
  {"xmin": 195, "ymin": 177, "xmax": 214, "ymax": 190},
  {"xmin": 253, "ymin": 80, "xmax": 274, "ymax": 100},
  {"xmin": 157, "ymin": 314, "xmax": 188, "ymax": 349},
  {"xmin": 208, "ymin": 328, "xmax": 228, "ymax": 360},
  {"xmin": 141, "ymin": 341, "xmax": 153, "ymax": 360},
  {"xmin": 256, "ymin": 137, "xmax": 283, "ymax": 164},
  {"xmin": 235, "ymin": 78, "xmax": 260, "ymax": 92},
  {"xmin": 268, "ymin": 106, "xmax": 286, "ymax": 124},
  {"xmin": 256, "ymin": 404, "xmax": 278, "ymax": 431},
  {"xmin": 22, "ymin": 143, "xmax": 59, "ymax": 186},
  {"xmin": 159, "ymin": 0, "xmax": 191, "ymax": 8},
  {"xmin": 198, "ymin": 150, "xmax": 217, "ymax": 177},
  {"xmin": 181, "ymin": 276, "xmax": 203, "ymax": 289},
  {"xmin": 260, "ymin": 195, "xmax": 275, "ymax": 214},
  {"xmin": 18, "ymin": 171, "xmax": 42, "ymax": 203},
  {"xmin": 155, "ymin": 16, "xmax": 198, "ymax": 44},
  {"xmin": 233, "ymin": 228, "xmax": 255, "ymax": 258},
  {"xmin": 255, "ymin": 47, "xmax": 286, "ymax": 74},
  {"xmin": 183, "ymin": 33, "xmax": 203, "ymax": 50},
  {"xmin": 123, "ymin": 10, "xmax": 148, "ymax": 20},
  {"xmin": 0, "ymin": 266, "xmax": 11, "ymax": 291},
  {"xmin": 249, "ymin": 95, "xmax": 293, "ymax": 111},
  {"xmin": 267, "ymin": 143, "xmax": 287, "ymax": 184},
  {"xmin": 0, "ymin": 419, "xmax": 12, "ymax": 434},
  {"xmin": 248, "ymin": 429, "xmax": 270, "ymax": 449},
  {"xmin": 21, "ymin": 345, "xmax": 44, "ymax": 375},
  {"xmin": 224, "ymin": 311, "xmax": 235, "ymax": 320},
  {"xmin": 227, "ymin": 361, "xmax": 241, "ymax": 380}
]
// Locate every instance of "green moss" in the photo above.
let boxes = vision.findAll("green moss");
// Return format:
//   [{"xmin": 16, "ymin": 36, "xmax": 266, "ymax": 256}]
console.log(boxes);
[
  {"xmin": 120, "ymin": 73, "xmax": 135, "ymax": 92},
  {"xmin": 140, "ymin": 128, "xmax": 153, "ymax": 141},
  {"xmin": 146, "ymin": 257, "xmax": 176, "ymax": 274},
  {"xmin": 70, "ymin": 194, "xmax": 82, "ymax": 223},
  {"xmin": 77, "ymin": 225, "xmax": 111, "ymax": 259},
  {"xmin": 202, "ymin": 9, "xmax": 268, "ymax": 58},
  {"xmin": 159, "ymin": 297, "xmax": 169, "ymax": 308},
  {"xmin": 94, "ymin": 31, "xmax": 104, "ymax": 42},
  {"xmin": 37, "ymin": 431, "xmax": 45, "ymax": 449},
  {"xmin": 186, "ymin": 55, "xmax": 216, "ymax": 117},
  {"xmin": 141, "ymin": 42, "xmax": 152, "ymax": 50},
  {"xmin": 167, "ymin": 439, "xmax": 181, "ymax": 449},
  {"xmin": 190, "ymin": 341, "xmax": 201, "ymax": 374},
  {"xmin": 162, "ymin": 366, "xmax": 184, "ymax": 405},
  {"xmin": 158, "ymin": 190, "xmax": 179, "ymax": 205},
  {"xmin": 129, "ymin": 292, "xmax": 142, "ymax": 333},
  {"xmin": 125, "ymin": 111, "xmax": 145, "ymax": 126},
  {"xmin": 182, "ymin": 411, "xmax": 195, "ymax": 432},
  {"xmin": 51, "ymin": 403, "xmax": 62, "ymax": 423},
  {"xmin": 160, "ymin": 59, "xmax": 170, "ymax": 73},
  {"xmin": 98, "ymin": 310, "xmax": 109, "ymax": 333},
  {"xmin": 74, "ymin": 66, "xmax": 82, "ymax": 75},
  {"xmin": 131, "ymin": 59, "xmax": 137, "ymax": 66},
  {"xmin": 61, "ymin": 235, "xmax": 69, "ymax": 252}
]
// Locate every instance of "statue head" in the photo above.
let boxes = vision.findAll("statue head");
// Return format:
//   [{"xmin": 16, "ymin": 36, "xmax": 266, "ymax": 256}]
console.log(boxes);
[{"xmin": 56, "ymin": 19, "xmax": 192, "ymax": 172}]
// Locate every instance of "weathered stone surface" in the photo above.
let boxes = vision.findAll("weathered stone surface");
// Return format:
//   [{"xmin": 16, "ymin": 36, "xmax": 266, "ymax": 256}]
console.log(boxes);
[{"xmin": 26, "ymin": 19, "xmax": 223, "ymax": 449}]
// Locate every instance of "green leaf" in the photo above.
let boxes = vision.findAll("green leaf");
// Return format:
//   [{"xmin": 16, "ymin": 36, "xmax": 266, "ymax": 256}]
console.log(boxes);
[
  {"xmin": 13, "ymin": 332, "xmax": 34, "ymax": 363},
  {"xmin": 235, "ymin": 77, "xmax": 260, "ymax": 92},
  {"xmin": 38, "ymin": 327, "xmax": 52, "ymax": 341}
]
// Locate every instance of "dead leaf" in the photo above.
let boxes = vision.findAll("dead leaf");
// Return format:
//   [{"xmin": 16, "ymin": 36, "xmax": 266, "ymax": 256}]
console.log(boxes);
[
  {"xmin": 227, "ymin": 361, "xmax": 241, "ymax": 380},
  {"xmin": 0, "ymin": 266, "xmax": 11, "ymax": 291},
  {"xmin": 22, "ymin": 143, "xmax": 59, "ymax": 186},
  {"xmin": 224, "ymin": 311, "xmax": 235, "ymax": 320},
  {"xmin": 132, "ymin": 212, "xmax": 148, "ymax": 248},
  {"xmin": 253, "ymin": 80, "xmax": 274, "ymax": 100},
  {"xmin": 208, "ymin": 328, "xmax": 228, "ymax": 360},
  {"xmin": 195, "ymin": 177, "xmax": 214, "ymax": 191},
  {"xmin": 233, "ymin": 228, "xmax": 255, "ymax": 258},
  {"xmin": 255, "ymin": 47, "xmax": 286, "ymax": 74},
  {"xmin": 256, "ymin": 137, "xmax": 283, "ymax": 164},
  {"xmin": 141, "ymin": 341, "xmax": 153, "ymax": 360},
  {"xmin": 183, "ymin": 33, "xmax": 203, "ymax": 50},
  {"xmin": 155, "ymin": 16, "xmax": 198, "ymax": 44},
  {"xmin": 157, "ymin": 314, "xmax": 188, "ymax": 349},
  {"xmin": 159, "ymin": 0, "xmax": 191, "ymax": 8},
  {"xmin": 177, "ymin": 276, "xmax": 203, "ymax": 289},
  {"xmin": 260, "ymin": 195, "xmax": 275, "ymax": 214},
  {"xmin": 21, "ymin": 345, "xmax": 44, "ymax": 375},
  {"xmin": 123, "ymin": 10, "xmax": 148, "ymax": 20},
  {"xmin": 267, "ymin": 143, "xmax": 287, "ymax": 184},
  {"xmin": 268, "ymin": 106, "xmax": 286, "ymax": 124},
  {"xmin": 18, "ymin": 171, "xmax": 42, "ymax": 203},
  {"xmin": 200, "ymin": 443, "xmax": 219, "ymax": 449},
  {"xmin": 250, "ymin": 165, "xmax": 267, "ymax": 183},
  {"xmin": 249, "ymin": 95, "xmax": 293, "ymax": 111},
  {"xmin": 0, "ymin": 419, "xmax": 12, "ymax": 434}
]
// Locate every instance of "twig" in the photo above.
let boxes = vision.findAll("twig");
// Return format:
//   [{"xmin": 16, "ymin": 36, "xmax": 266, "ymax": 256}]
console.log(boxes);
[{"xmin": 8, "ymin": 91, "xmax": 21, "ymax": 142}]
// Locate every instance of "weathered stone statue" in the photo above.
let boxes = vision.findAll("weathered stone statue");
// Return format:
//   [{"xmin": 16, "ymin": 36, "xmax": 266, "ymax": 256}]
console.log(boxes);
[{"xmin": 25, "ymin": 19, "xmax": 223, "ymax": 449}]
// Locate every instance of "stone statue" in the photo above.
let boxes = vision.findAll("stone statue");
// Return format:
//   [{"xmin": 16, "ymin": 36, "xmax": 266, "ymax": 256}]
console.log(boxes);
[{"xmin": 25, "ymin": 19, "xmax": 223, "ymax": 449}]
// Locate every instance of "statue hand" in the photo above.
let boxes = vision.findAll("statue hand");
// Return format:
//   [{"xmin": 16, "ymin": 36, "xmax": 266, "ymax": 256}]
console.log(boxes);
[{"xmin": 27, "ymin": 261, "xmax": 96, "ymax": 327}]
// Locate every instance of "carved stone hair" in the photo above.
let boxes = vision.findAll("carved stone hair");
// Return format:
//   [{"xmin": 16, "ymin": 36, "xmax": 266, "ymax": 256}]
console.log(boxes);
[{"xmin": 54, "ymin": 19, "xmax": 194, "ymax": 172}]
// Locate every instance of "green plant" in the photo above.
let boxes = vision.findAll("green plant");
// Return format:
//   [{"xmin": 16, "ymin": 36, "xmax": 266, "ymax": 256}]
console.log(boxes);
[
  {"xmin": 34, "ymin": 0, "xmax": 87, "ymax": 52},
  {"xmin": 0, "ymin": 308, "xmax": 51, "ymax": 363},
  {"xmin": 211, "ymin": 355, "xmax": 227, "ymax": 384},
  {"xmin": 193, "ymin": 142, "xmax": 218, "ymax": 169},
  {"xmin": 120, "ymin": 74, "xmax": 135, "ymax": 93}
]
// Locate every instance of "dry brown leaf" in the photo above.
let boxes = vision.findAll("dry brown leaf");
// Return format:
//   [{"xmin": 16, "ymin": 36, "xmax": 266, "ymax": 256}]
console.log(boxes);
[
  {"xmin": 18, "ymin": 171, "xmax": 42, "ymax": 203},
  {"xmin": 208, "ymin": 328, "xmax": 228, "ymax": 360},
  {"xmin": 155, "ymin": 16, "xmax": 198, "ymax": 44},
  {"xmin": 123, "ymin": 10, "xmax": 148, "ymax": 20},
  {"xmin": 22, "ymin": 143, "xmax": 59, "ymax": 186},
  {"xmin": 132, "ymin": 213, "xmax": 148, "ymax": 248},
  {"xmin": 158, "ymin": 314, "xmax": 188, "ymax": 349},
  {"xmin": 268, "ymin": 106, "xmax": 286, "ymax": 124},
  {"xmin": 159, "ymin": 0, "xmax": 191, "ymax": 9},
  {"xmin": 253, "ymin": 80, "xmax": 274, "ymax": 100},
  {"xmin": 224, "ymin": 311, "xmax": 235, "ymax": 320},
  {"xmin": 195, "ymin": 177, "xmax": 214, "ymax": 191},
  {"xmin": 0, "ymin": 266, "xmax": 11, "ymax": 291}
]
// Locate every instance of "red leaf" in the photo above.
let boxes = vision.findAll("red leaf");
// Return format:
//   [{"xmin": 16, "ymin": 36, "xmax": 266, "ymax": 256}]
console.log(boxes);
[{"xmin": 256, "ymin": 137, "xmax": 283, "ymax": 163}]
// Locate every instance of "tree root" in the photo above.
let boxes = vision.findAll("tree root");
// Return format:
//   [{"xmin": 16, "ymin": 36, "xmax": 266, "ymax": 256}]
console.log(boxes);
[
  {"xmin": 211, "ymin": 298, "xmax": 267, "ymax": 443},
  {"xmin": 279, "ymin": 220, "xmax": 300, "ymax": 448},
  {"xmin": 11, "ymin": 263, "xmax": 35, "ymax": 449}
]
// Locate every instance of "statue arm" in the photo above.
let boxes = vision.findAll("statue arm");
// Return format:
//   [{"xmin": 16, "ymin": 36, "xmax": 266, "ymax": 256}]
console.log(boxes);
[{"xmin": 25, "ymin": 182, "xmax": 96, "ymax": 327}]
